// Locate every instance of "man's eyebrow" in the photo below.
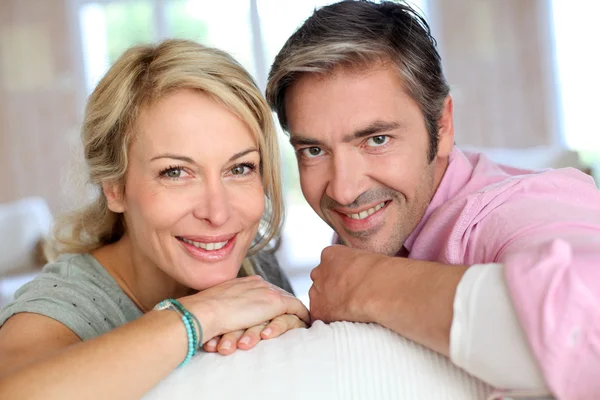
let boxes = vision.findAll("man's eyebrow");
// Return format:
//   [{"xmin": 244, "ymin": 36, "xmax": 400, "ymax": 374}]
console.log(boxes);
[
  {"xmin": 342, "ymin": 120, "xmax": 405, "ymax": 143},
  {"xmin": 289, "ymin": 135, "xmax": 326, "ymax": 148},
  {"xmin": 149, "ymin": 147, "xmax": 258, "ymax": 163},
  {"xmin": 288, "ymin": 120, "xmax": 405, "ymax": 148}
]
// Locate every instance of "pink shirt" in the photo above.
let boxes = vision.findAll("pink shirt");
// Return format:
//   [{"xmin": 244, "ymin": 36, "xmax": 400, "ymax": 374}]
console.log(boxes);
[{"xmin": 405, "ymin": 148, "xmax": 600, "ymax": 399}]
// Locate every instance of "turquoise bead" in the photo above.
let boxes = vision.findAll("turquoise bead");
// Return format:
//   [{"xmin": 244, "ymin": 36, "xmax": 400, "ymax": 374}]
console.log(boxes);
[{"xmin": 152, "ymin": 298, "xmax": 203, "ymax": 368}]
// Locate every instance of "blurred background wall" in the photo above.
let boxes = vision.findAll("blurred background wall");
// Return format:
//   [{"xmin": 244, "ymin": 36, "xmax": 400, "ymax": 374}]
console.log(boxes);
[
  {"xmin": 431, "ymin": 0, "xmax": 560, "ymax": 148},
  {"xmin": 0, "ymin": 0, "xmax": 83, "ymax": 213}
]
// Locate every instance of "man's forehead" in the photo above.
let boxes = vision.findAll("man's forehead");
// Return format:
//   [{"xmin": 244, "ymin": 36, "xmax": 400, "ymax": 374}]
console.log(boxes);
[
  {"xmin": 288, "ymin": 63, "xmax": 393, "ymax": 93},
  {"xmin": 286, "ymin": 66, "xmax": 408, "ymax": 114}
]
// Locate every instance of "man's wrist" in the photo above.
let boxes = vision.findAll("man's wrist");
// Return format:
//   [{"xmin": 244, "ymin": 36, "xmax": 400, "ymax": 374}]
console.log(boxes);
[
  {"xmin": 359, "ymin": 256, "xmax": 409, "ymax": 327},
  {"xmin": 364, "ymin": 257, "xmax": 468, "ymax": 357}
]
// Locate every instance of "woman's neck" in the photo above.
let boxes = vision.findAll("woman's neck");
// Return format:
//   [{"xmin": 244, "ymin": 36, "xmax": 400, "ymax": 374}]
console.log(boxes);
[{"xmin": 91, "ymin": 235, "xmax": 193, "ymax": 313}]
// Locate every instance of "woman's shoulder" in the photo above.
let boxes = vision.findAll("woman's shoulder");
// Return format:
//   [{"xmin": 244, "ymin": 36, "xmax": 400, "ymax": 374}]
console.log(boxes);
[
  {"xmin": 32, "ymin": 253, "xmax": 123, "ymax": 298},
  {"xmin": 0, "ymin": 253, "xmax": 141, "ymax": 339},
  {"xmin": 43, "ymin": 253, "xmax": 114, "ymax": 285},
  {"xmin": 42, "ymin": 252, "xmax": 100, "ymax": 274}
]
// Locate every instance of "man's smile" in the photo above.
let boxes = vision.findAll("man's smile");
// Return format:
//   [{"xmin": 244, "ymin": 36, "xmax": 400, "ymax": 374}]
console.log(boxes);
[{"xmin": 331, "ymin": 200, "xmax": 391, "ymax": 233}]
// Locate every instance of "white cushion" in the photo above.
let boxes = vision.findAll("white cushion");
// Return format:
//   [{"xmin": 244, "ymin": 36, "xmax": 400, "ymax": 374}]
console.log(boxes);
[{"xmin": 145, "ymin": 321, "xmax": 492, "ymax": 399}]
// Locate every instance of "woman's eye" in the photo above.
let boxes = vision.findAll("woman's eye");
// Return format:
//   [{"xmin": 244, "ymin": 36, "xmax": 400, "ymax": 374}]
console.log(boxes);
[
  {"xmin": 366, "ymin": 135, "xmax": 389, "ymax": 147},
  {"xmin": 161, "ymin": 167, "xmax": 185, "ymax": 179},
  {"xmin": 230, "ymin": 163, "xmax": 255, "ymax": 176},
  {"xmin": 301, "ymin": 147, "xmax": 324, "ymax": 158},
  {"xmin": 166, "ymin": 169, "xmax": 181, "ymax": 178},
  {"xmin": 231, "ymin": 165, "xmax": 246, "ymax": 175}
]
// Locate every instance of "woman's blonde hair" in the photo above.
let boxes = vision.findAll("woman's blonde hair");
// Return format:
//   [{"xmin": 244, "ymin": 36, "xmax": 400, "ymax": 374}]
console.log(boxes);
[{"xmin": 47, "ymin": 39, "xmax": 283, "ymax": 274}]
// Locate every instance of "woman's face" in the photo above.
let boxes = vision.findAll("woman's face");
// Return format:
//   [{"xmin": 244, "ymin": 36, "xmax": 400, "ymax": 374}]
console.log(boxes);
[{"xmin": 107, "ymin": 89, "xmax": 265, "ymax": 290}]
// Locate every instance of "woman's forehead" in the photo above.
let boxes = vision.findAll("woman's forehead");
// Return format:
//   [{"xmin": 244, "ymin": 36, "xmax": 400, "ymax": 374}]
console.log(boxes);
[{"xmin": 131, "ymin": 90, "xmax": 258, "ymax": 155}]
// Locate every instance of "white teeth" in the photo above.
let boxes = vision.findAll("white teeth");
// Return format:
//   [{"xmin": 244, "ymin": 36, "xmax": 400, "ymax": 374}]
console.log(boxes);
[
  {"xmin": 345, "ymin": 202, "xmax": 386, "ymax": 220},
  {"xmin": 181, "ymin": 237, "xmax": 228, "ymax": 251}
]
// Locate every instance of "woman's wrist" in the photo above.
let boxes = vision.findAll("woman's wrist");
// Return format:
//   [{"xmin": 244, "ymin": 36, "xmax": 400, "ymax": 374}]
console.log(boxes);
[
  {"xmin": 145, "ymin": 307, "xmax": 190, "ymax": 367},
  {"xmin": 153, "ymin": 299, "xmax": 201, "ymax": 366},
  {"xmin": 178, "ymin": 297, "xmax": 217, "ymax": 344}
]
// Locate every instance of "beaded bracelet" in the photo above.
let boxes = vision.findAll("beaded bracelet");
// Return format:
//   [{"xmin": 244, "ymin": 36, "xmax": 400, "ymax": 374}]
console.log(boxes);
[
  {"xmin": 153, "ymin": 299, "xmax": 202, "ymax": 367},
  {"xmin": 170, "ymin": 298, "xmax": 204, "ymax": 351}
]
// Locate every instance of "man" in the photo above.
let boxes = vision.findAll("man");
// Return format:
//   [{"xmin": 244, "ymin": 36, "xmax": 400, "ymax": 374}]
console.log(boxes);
[{"xmin": 266, "ymin": 1, "xmax": 600, "ymax": 399}]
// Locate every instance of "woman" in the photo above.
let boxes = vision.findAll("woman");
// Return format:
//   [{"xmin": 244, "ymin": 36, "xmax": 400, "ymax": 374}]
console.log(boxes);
[{"xmin": 0, "ymin": 39, "xmax": 309, "ymax": 399}]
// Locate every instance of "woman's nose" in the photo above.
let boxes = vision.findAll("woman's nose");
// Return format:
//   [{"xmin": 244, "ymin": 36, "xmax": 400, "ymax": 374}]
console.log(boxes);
[{"xmin": 193, "ymin": 178, "xmax": 232, "ymax": 227}]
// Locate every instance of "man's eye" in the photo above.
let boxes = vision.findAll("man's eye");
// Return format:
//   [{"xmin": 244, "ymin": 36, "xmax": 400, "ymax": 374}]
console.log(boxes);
[
  {"xmin": 301, "ymin": 147, "xmax": 324, "ymax": 158},
  {"xmin": 366, "ymin": 135, "xmax": 389, "ymax": 147}
]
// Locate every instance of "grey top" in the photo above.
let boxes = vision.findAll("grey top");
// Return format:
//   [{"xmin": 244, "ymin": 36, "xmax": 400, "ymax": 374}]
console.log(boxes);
[{"xmin": 0, "ymin": 251, "xmax": 293, "ymax": 340}]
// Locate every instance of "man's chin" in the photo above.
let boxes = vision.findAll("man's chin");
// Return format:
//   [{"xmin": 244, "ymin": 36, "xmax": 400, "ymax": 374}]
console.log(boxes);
[{"xmin": 338, "ymin": 235, "xmax": 399, "ymax": 257}]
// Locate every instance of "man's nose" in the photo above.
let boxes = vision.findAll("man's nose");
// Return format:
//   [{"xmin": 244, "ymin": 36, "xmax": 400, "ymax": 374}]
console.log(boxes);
[{"xmin": 325, "ymin": 151, "xmax": 369, "ymax": 207}]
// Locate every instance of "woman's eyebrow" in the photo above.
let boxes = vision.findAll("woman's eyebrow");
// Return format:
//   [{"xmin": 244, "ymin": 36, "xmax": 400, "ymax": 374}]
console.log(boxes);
[
  {"xmin": 149, "ymin": 148, "xmax": 258, "ymax": 164},
  {"xmin": 228, "ymin": 147, "xmax": 258, "ymax": 162},
  {"xmin": 150, "ymin": 154, "xmax": 195, "ymax": 163}
]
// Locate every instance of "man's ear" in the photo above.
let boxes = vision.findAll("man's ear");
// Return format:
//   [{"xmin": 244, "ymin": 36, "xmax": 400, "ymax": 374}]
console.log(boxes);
[
  {"xmin": 437, "ymin": 95, "xmax": 455, "ymax": 158},
  {"xmin": 102, "ymin": 181, "xmax": 125, "ymax": 213}
]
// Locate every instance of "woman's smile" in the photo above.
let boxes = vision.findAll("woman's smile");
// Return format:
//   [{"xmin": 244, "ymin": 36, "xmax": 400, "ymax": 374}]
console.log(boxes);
[{"xmin": 176, "ymin": 234, "xmax": 238, "ymax": 262}]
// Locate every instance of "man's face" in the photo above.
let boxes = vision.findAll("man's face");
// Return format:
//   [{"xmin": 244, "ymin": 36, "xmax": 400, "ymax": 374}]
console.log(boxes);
[{"xmin": 285, "ymin": 65, "xmax": 453, "ymax": 256}]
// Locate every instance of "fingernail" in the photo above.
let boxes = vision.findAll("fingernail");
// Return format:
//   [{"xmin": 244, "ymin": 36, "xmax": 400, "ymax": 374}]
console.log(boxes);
[
  {"xmin": 220, "ymin": 340, "xmax": 231, "ymax": 350},
  {"xmin": 207, "ymin": 339, "xmax": 218, "ymax": 348},
  {"xmin": 239, "ymin": 336, "xmax": 250, "ymax": 345},
  {"xmin": 262, "ymin": 327, "xmax": 272, "ymax": 337}
]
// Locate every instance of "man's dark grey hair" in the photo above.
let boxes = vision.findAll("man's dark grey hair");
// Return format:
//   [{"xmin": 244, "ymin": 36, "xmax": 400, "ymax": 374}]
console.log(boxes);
[{"xmin": 266, "ymin": 0, "xmax": 450, "ymax": 162}]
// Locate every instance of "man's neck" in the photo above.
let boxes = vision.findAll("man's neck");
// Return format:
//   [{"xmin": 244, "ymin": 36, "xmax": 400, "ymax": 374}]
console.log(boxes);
[{"xmin": 432, "ymin": 153, "xmax": 451, "ymax": 195}]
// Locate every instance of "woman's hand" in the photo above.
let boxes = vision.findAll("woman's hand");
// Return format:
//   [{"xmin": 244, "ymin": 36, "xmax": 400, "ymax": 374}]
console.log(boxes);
[
  {"xmin": 180, "ymin": 275, "xmax": 310, "ymax": 348},
  {"xmin": 203, "ymin": 314, "xmax": 308, "ymax": 355}
]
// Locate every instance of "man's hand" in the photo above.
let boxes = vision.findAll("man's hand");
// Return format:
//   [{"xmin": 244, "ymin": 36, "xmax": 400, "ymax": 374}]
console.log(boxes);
[
  {"xmin": 309, "ymin": 244, "xmax": 468, "ymax": 356},
  {"xmin": 309, "ymin": 245, "xmax": 390, "ymax": 323}
]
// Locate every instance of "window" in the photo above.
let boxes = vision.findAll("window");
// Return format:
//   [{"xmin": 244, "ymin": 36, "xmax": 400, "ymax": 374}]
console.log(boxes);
[
  {"xmin": 551, "ymin": 0, "xmax": 600, "ymax": 173},
  {"xmin": 78, "ymin": 0, "xmax": 253, "ymax": 94}
]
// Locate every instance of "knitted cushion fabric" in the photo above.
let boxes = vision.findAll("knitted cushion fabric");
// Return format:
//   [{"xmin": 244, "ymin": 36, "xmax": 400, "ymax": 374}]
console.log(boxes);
[{"xmin": 145, "ymin": 321, "xmax": 492, "ymax": 399}]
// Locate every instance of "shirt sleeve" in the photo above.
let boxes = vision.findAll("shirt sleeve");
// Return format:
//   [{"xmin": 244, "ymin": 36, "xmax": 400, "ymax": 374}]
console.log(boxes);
[
  {"xmin": 450, "ymin": 263, "xmax": 549, "ymax": 393},
  {"xmin": 0, "ymin": 272, "xmax": 126, "ymax": 340},
  {"xmin": 501, "ymin": 236, "xmax": 600, "ymax": 400},
  {"xmin": 461, "ymin": 170, "xmax": 600, "ymax": 399}
]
